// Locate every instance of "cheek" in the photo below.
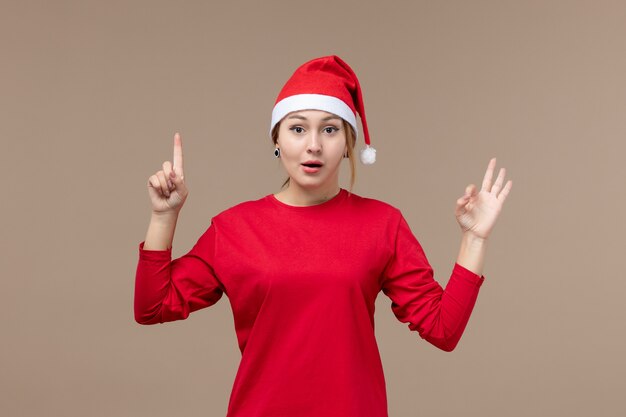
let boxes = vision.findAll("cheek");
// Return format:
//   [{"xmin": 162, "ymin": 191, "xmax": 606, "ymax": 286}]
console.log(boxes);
[
  {"xmin": 279, "ymin": 145, "xmax": 300, "ymax": 160},
  {"xmin": 331, "ymin": 141, "xmax": 347, "ymax": 159},
  {"xmin": 277, "ymin": 145, "xmax": 303, "ymax": 169},
  {"xmin": 279, "ymin": 137, "xmax": 307, "ymax": 155}
]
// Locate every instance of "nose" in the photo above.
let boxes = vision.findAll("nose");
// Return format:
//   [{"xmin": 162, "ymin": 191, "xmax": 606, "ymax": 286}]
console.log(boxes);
[{"xmin": 307, "ymin": 131, "xmax": 322, "ymax": 154}]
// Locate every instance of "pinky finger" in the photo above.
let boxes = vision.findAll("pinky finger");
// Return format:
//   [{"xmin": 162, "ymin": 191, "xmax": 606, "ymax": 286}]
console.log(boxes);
[
  {"xmin": 497, "ymin": 180, "xmax": 513, "ymax": 202},
  {"xmin": 148, "ymin": 177, "xmax": 163, "ymax": 197}
]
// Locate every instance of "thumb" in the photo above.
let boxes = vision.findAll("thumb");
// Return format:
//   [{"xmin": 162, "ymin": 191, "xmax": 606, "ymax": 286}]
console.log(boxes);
[
  {"xmin": 170, "ymin": 170, "xmax": 187, "ymax": 192},
  {"xmin": 170, "ymin": 169, "xmax": 184, "ymax": 183}
]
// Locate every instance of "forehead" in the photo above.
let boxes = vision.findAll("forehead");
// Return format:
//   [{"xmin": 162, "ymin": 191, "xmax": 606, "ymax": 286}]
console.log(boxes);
[{"xmin": 285, "ymin": 109, "xmax": 342, "ymax": 121}]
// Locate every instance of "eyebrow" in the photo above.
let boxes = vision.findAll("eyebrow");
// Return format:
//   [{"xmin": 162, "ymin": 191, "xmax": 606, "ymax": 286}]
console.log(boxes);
[{"xmin": 286, "ymin": 114, "xmax": 342, "ymax": 122}]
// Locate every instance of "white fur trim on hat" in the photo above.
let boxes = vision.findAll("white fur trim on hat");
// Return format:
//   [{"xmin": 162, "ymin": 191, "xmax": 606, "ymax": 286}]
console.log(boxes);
[{"xmin": 270, "ymin": 94, "xmax": 358, "ymax": 136}]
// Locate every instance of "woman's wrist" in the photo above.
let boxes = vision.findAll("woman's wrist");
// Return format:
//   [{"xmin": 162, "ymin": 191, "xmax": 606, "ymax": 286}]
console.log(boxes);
[
  {"xmin": 151, "ymin": 210, "xmax": 179, "ymax": 224},
  {"xmin": 456, "ymin": 232, "xmax": 488, "ymax": 276},
  {"xmin": 461, "ymin": 231, "xmax": 487, "ymax": 246},
  {"xmin": 143, "ymin": 211, "xmax": 180, "ymax": 251}
]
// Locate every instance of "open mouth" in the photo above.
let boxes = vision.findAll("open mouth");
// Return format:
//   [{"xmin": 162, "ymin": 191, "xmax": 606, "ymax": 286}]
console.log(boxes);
[{"xmin": 302, "ymin": 163, "xmax": 323, "ymax": 168}]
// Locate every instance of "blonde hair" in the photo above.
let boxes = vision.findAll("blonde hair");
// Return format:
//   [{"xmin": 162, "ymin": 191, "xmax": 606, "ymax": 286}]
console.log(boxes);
[{"xmin": 271, "ymin": 118, "xmax": 357, "ymax": 193}]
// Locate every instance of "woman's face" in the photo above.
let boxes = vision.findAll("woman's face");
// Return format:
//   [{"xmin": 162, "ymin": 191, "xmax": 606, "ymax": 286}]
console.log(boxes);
[{"xmin": 276, "ymin": 109, "xmax": 347, "ymax": 193}]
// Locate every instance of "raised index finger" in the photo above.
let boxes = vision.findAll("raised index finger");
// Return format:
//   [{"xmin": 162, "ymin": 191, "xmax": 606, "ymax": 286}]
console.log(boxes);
[{"xmin": 173, "ymin": 132, "xmax": 184, "ymax": 175}]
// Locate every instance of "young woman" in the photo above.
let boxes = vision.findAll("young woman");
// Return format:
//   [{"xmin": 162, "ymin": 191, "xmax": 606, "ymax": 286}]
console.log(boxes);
[{"xmin": 135, "ymin": 55, "xmax": 512, "ymax": 417}]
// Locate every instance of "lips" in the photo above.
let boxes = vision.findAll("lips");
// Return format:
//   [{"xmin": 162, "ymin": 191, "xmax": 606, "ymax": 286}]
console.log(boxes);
[{"xmin": 302, "ymin": 160, "xmax": 324, "ymax": 168}]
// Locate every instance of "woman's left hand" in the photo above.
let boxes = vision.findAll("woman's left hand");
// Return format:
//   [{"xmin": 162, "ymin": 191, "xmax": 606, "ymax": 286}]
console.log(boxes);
[{"xmin": 455, "ymin": 157, "xmax": 513, "ymax": 240}]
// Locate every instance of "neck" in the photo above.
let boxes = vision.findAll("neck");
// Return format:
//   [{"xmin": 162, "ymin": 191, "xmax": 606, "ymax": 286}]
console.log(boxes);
[{"xmin": 277, "ymin": 183, "xmax": 341, "ymax": 207}]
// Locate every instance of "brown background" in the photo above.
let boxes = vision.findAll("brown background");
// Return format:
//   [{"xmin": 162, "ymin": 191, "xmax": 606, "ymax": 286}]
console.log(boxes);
[{"xmin": 2, "ymin": 1, "xmax": 625, "ymax": 416}]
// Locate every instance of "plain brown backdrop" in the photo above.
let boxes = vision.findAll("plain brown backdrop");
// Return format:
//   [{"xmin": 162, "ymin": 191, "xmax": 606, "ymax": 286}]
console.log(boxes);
[{"xmin": 2, "ymin": 1, "xmax": 624, "ymax": 416}]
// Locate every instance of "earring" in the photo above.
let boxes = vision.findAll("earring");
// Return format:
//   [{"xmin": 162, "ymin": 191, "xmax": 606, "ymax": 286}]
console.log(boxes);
[{"xmin": 274, "ymin": 147, "xmax": 280, "ymax": 158}]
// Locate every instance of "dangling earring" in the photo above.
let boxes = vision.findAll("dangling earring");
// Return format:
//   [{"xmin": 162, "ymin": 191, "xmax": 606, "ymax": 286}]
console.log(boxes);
[{"xmin": 274, "ymin": 147, "xmax": 280, "ymax": 158}]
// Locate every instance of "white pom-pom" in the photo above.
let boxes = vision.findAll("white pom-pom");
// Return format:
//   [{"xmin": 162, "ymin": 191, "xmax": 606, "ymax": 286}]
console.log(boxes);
[{"xmin": 360, "ymin": 145, "xmax": 377, "ymax": 164}]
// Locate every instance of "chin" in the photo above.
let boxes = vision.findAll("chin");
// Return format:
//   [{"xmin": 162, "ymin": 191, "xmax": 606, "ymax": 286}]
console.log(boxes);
[
  {"xmin": 290, "ymin": 176, "xmax": 329, "ymax": 189},
  {"xmin": 295, "ymin": 180, "xmax": 325, "ymax": 189},
  {"xmin": 286, "ymin": 167, "xmax": 340, "ymax": 190}
]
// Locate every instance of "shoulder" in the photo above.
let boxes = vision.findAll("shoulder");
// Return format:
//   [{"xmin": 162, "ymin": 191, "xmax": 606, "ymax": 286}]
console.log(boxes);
[
  {"xmin": 210, "ymin": 194, "xmax": 272, "ymax": 224},
  {"xmin": 345, "ymin": 191, "xmax": 403, "ymax": 218},
  {"xmin": 342, "ymin": 191, "xmax": 406, "ymax": 235}
]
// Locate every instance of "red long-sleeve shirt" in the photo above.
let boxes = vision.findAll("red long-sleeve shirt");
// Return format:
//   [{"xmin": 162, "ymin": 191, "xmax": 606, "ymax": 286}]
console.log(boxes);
[{"xmin": 134, "ymin": 188, "xmax": 485, "ymax": 417}]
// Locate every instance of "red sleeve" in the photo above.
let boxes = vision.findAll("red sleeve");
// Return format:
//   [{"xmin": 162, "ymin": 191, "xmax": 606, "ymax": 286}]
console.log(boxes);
[
  {"xmin": 134, "ymin": 222, "xmax": 225, "ymax": 325},
  {"xmin": 381, "ymin": 213, "xmax": 485, "ymax": 352}
]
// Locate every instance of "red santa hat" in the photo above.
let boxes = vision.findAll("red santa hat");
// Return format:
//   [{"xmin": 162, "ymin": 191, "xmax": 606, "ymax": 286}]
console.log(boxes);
[{"xmin": 269, "ymin": 55, "xmax": 376, "ymax": 164}]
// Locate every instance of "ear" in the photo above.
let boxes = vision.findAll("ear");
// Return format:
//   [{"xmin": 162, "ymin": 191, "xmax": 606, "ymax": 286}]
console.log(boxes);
[{"xmin": 271, "ymin": 124, "xmax": 281, "ymax": 145}]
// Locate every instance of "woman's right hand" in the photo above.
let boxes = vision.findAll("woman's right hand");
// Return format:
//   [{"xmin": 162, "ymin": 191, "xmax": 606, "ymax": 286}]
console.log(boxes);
[{"xmin": 147, "ymin": 132, "xmax": 189, "ymax": 214}]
